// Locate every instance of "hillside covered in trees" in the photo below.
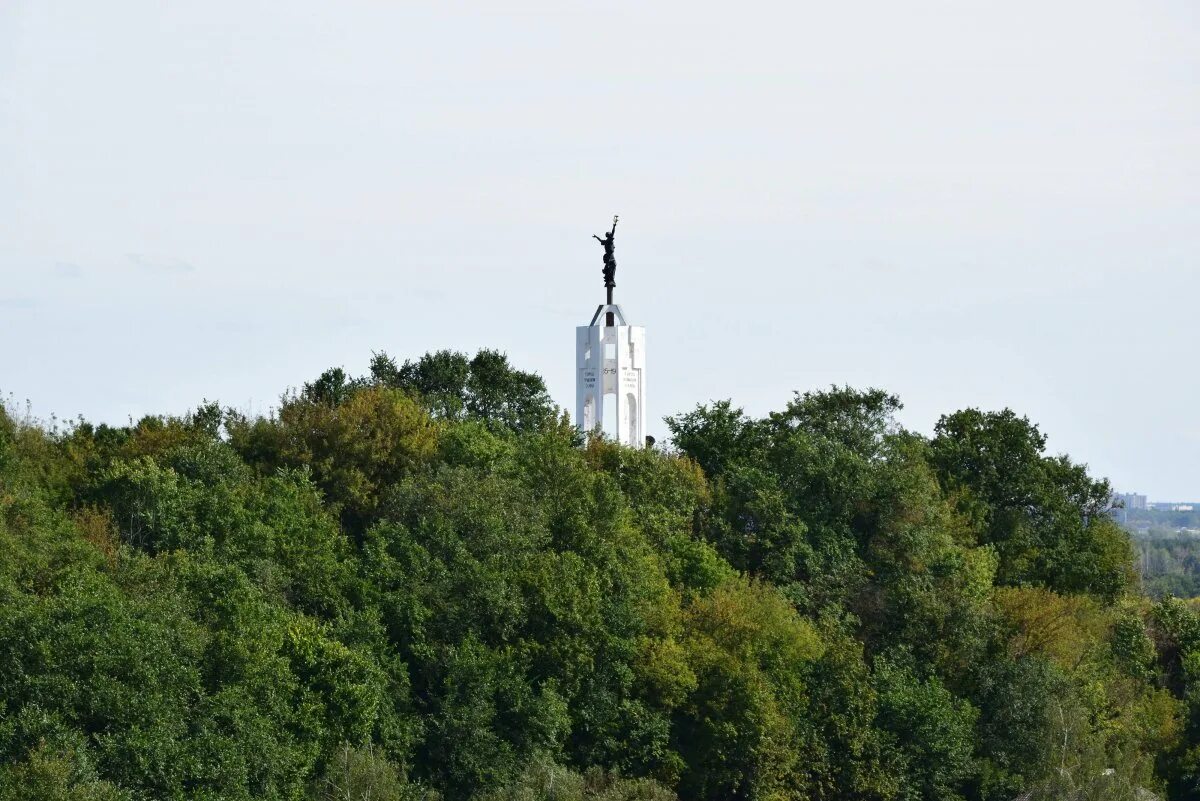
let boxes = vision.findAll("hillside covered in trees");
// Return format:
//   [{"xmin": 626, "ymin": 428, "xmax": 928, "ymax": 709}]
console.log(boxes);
[
  {"xmin": 1136, "ymin": 533, "xmax": 1200, "ymax": 600},
  {"xmin": 1, "ymin": 350, "xmax": 1197, "ymax": 801}
]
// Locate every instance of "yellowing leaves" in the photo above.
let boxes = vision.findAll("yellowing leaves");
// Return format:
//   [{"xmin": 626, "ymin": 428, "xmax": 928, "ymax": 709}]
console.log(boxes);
[
  {"xmin": 993, "ymin": 586, "xmax": 1105, "ymax": 670},
  {"xmin": 685, "ymin": 578, "xmax": 825, "ymax": 670},
  {"xmin": 234, "ymin": 387, "xmax": 438, "ymax": 527}
]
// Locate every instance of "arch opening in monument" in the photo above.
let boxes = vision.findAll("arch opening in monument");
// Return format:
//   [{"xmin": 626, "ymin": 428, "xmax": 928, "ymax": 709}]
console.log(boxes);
[
  {"xmin": 583, "ymin": 394, "xmax": 596, "ymax": 432},
  {"xmin": 626, "ymin": 393, "xmax": 638, "ymax": 446},
  {"xmin": 602, "ymin": 391, "xmax": 617, "ymax": 436}
]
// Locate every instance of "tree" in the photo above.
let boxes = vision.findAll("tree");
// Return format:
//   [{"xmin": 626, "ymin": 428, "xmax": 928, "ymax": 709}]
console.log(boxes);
[
  {"xmin": 931, "ymin": 408, "xmax": 1134, "ymax": 599},
  {"xmin": 228, "ymin": 386, "xmax": 438, "ymax": 532},
  {"xmin": 0, "ymin": 355, "xmax": 1186, "ymax": 800},
  {"xmin": 872, "ymin": 651, "xmax": 978, "ymax": 801},
  {"xmin": 372, "ymin": 350, "xmax": 557, "ymax": 434},
  {"xmin": 674, "ymin": 578, "xmax": 825, "ymax": 801}
]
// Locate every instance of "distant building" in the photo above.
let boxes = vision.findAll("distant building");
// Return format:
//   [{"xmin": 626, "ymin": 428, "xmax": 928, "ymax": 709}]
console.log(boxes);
[
  {"xmin": 1107, "ymin": 495, "xmax": 1200, "ymax": 523},
  {"xmin": 1110, "ymin": 492, "xmax": 1148, "ymax": 525},
  {"xmin": 1151, "ymin": 502, "xmax": 1196, "ymax": 512},
  {"xmin": 1116, "ymin": 493, "xmax": 1148, "ymax": 511}
]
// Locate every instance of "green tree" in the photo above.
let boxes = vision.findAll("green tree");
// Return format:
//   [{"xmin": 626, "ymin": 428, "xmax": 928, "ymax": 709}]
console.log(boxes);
[
  {"xmin": 228, "ymin": 385, "xmax": 438, "ymax": 532},
  {"xmin": 0, "ymin": 355, "xmax": 1187, "ymax": 801},
  {"xmin": 674, "ymin": 578, "xmax": 825, "ymax": 801},
  {"xmin": 872, "ymin": 651, "xmax": 978, "ymax": 801},
  {"xmin": 372, "ymin": 349, "xmax": 557, "ymax": 434},
  {"xmin": 930, "ymin": 408, "xmax": 1134, "ymax": 599}
]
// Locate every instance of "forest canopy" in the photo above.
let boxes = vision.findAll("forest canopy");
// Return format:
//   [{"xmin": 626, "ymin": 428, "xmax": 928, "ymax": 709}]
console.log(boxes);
[{"xmin": 0, "ymin": 349, "xmax": 1195, "ymax": 801}]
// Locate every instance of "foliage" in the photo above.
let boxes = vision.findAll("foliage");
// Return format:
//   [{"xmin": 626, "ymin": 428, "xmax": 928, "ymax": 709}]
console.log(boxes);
[
  {"xmin": 930, "ymin": 408, "xmax": 1133, "ymax": 599},
  {"xmin": 0, "ymin": 360, "xmax": 1185, "ymax": 800},
  {"xmin": 475, "ymin": 756, "xmax": 675, "ymax": 801},
  {"xmin": 310, "ymin": 744, "xmax": 435, "ymax": 801},
  {"xmin": 872, "ymin": 651, "xmax": 978, "ymax": 801},
  {"xmin": 1135, "ymin": 533, "xmax": 1200, "ymax": 599},
  {"xmin": 369, "ymin": 350, "xmax": 557, "ymax": 434}
]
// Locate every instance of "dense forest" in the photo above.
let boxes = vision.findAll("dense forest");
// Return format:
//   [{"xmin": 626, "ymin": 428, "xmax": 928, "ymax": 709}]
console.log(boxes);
[
  {"xmin": 1137, "ymin": 534, "xmax": 1200, "ymax": 599},
  {"xmin": 1126, "ymin": 509, "xmax": 1200, "ymax": 532},
  {"xmin": 1111, "ymin": 507, "xmax": 1200, "ymax": 599},
  {"xmin": 1, "ymin": 349, "xmax": 1196, "ymax": 801}
]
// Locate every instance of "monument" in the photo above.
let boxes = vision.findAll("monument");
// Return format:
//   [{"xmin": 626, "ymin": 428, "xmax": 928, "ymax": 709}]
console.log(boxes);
[{"xmin": 577, "ymin": 216, "xmax": 646, "ymax": 446}]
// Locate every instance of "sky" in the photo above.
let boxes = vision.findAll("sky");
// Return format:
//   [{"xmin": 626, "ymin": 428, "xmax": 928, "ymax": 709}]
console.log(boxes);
[{"xmin": 1, "ymin": 1, "xmax": 1197, "ymax": 499}]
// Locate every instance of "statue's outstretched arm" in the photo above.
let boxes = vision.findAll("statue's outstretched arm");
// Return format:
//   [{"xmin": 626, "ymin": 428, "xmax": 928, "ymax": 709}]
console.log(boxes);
[{"xmin": 593, "ymin": 234, "xmax": 604, "ymax": 243}]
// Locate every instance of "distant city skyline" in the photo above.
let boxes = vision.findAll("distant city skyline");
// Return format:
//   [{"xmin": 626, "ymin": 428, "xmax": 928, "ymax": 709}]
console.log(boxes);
[
  {"xmin": 1114, "ymin": 493, "xmax": 1200, "ymax": 507},
  {"xmin": 2, "ymin": 2, "xmax": 1197, "ymax": 498}
]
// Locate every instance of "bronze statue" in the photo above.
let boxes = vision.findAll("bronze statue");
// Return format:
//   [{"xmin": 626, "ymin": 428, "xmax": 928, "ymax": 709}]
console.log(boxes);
[{"xmin": 593, "ymin": 215, "xmax": 618, "ymax": 302}]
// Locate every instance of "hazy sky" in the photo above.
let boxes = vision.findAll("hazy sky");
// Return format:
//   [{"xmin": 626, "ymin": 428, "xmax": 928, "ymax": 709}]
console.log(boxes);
[{"xmin": 2, "ymin": 2, "xmax": 1197, "ymax": 498}]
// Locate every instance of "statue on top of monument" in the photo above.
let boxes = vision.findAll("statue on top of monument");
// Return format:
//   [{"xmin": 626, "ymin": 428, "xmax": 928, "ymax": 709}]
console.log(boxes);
[{"xmin": 593, "ymin": 215, "xmax": 618, "ymax": 292}]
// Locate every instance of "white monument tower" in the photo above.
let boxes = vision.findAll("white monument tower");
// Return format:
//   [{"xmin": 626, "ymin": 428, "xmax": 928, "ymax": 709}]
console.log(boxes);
[{"xmin": 576, "ymin": 216, "xmax": 646, "ymax": 446}]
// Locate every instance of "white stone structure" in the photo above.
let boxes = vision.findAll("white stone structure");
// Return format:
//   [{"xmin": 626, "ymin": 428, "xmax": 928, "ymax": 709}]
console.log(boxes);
[{"xmin": 576, "ymin": 304, "xmax": 645, "ymax": 446}]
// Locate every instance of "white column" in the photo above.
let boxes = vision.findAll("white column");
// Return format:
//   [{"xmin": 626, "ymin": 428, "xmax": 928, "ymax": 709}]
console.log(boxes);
[{"xmin": 577, "ymin": 304, "xmax": 645, "ymax": 446}]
